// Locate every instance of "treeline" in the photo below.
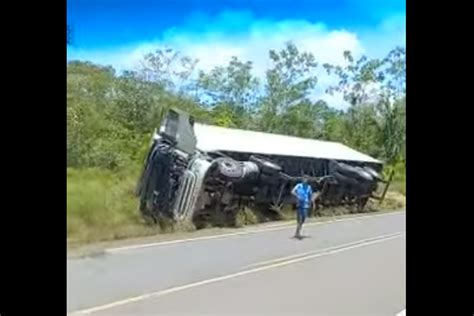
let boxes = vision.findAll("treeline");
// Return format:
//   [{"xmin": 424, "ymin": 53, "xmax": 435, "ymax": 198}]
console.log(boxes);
[{"xmin": 67, "ymin": 43, "xmax": 405, "ymax": 170}]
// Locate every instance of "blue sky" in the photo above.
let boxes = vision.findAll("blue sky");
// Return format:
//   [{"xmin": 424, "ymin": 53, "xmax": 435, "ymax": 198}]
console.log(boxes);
[{"xmin": 67, "ymin": 0, "xmax": 405, "ymax": 108}]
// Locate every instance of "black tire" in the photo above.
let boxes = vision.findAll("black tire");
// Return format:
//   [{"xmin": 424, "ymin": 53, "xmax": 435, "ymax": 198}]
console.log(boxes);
[
  {"xmin": 363, "ymin": 166, "xmax": 382, "ymax": 181},
  {"xmin": 354, "ymin": 167, "xmax": 374, "ymax": 181},
  {"xmin": 215, "ymin": 158, "xmax": 244, "ymax": 180},
  {"xmin": 333, "ymin": 170, "xmax": 359, "ymax": 200},
  {"xmin": 336, "ymin": 163, "xmax": 373, "ymax": 183},
  {"xmin": 333, "ymin": 170, "xmax": 353, "ymax": 186},
  {"xmin": 249, "ymin": 155, "xmax": 282, "ymax": 174},
  {"xmin": 323, "ymin": 182, "xmax": 339, "ymax": 203},
  {"xmin": 337, "ymin": 163, "xmax": 362, "ymax": 179},
  {"xmin": 353, "ymin": 178, "xmax": 370, "ymax": 196},
  {"xmin": 241, "ymin": 161, "xmax": 260, "ymax": 181}
]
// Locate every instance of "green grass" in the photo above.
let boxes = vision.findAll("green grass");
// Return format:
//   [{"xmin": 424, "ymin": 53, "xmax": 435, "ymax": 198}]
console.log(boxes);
[
  {"xmin": 235, "ymin": 207, "xmax": 260, "ymax": 227},
  {"xmin": 385, "ymin": 160, "xmax": 406, "ymax": 196},
  {"xmin": 390, "ymin": 180, "xmax": 406, "ymax": 196},
  {"xmin": 379, "ymin": 160, "xmax": 406, "ymax": 207},
  {"xmin": 67, "ymin": 167, "xmax": 163, "ymax": 243}
]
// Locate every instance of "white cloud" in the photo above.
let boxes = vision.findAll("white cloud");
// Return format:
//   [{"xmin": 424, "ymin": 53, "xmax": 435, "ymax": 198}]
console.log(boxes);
[
  {"xmin": 67, "ymin": 12, "xmax": 405, "ymax": 110},
  {"xmin": 358, "ymin": 13, "xmax": 405, "ymax": 59}
]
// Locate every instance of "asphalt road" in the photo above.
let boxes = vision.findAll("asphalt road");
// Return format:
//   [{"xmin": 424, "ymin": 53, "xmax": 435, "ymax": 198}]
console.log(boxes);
[{"xmin": 68, "ymin": 211, "xmax": 406, "ymax": 315}]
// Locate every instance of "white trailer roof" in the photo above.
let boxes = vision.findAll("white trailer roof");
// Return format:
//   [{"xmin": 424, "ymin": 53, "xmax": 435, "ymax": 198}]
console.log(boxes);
[{"xmin": 194, "ymin": 124, "xmax": 382, "ymax": 164}]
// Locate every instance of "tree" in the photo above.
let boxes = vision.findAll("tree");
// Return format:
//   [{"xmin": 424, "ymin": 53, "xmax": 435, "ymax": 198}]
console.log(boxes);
[
  {"xmin": 323, "ymin": 51, "xmax": 385, "ymax": 107},
  {"xmin": 382, "ymin": 47, "xmax": 406, "ymax": 98},
  {"xmin": 197, "ymin": 57, "xmax": 259, "ymax": 108},
  {"xmin": 139, "ymin": 47, "xmax": 198, "ymax": 94},
  {"xmin": 197, "ymin": 56, "xmax": 260, "ymax": 128},
  {"xmin": 344, "ymin": 104, "xmax": 383, "ymax": 158},
  {"xmin": 259, "ymin": 42, "xmax": 318, "ymax": 133},
  {"xmin": 67, "ymin": 61, "xmax": 119, "ymax": 167},
  {"xmin": 67, "ymin": 62, "xmax": 161, "ymax": 168},
  {"xmin": 378, "ymin": 96, "xmax": 406, "ymax": 162},
  {"xmin": 277, "ymin": 100, "xmax": 338, "ymax": 139},
  {"xmin": 323, "ymin": 47, "xmax": 406, "ymax": 163}
]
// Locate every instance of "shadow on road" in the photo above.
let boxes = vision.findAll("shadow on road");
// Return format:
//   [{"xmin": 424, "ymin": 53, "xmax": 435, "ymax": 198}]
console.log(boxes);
[{"xmin": 290, "ymin": 235, "xmax": 312, "ymax": 240}]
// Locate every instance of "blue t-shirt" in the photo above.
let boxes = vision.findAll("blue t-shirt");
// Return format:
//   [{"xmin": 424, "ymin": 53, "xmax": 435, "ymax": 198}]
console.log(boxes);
[{"xmin": 293, "ymin": 182, "xmax": 313, "ymax": 209}]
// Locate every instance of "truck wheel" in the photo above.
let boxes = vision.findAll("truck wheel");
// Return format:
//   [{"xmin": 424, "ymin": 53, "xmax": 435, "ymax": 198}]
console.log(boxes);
[
  {"xmin": 215, "ymin": 158, "xmax": 244, "ymax": 180},
  {"xmin": 354, "ymin": 167, "xmax": 374, "ymax": 181},
  {"xmin": 363, "ymin": 166, "xmax": 383, "ymax": 181},
  {"xmin": 336, "ymin": 163, "xmax": 362, "ymax": 179}
]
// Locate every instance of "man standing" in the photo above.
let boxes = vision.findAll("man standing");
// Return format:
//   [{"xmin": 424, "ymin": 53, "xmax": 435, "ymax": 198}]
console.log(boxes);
[{"xmin": 291, "ymin": 176, "xmax": 315, "ymax": 239}]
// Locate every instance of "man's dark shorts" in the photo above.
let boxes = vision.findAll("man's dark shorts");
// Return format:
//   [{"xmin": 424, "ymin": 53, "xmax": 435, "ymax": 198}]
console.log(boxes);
[{"xmin": 297, "ymin": 207, "xmax": 309, "ymax": 224}]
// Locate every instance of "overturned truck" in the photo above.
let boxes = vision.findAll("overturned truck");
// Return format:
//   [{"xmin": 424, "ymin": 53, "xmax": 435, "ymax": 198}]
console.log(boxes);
[{"xmin": 136, "ymin": 109, "xmax": 392, "ymax": 227}]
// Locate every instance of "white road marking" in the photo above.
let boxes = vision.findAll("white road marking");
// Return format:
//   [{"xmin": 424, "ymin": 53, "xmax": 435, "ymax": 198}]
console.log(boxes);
[
  {"xmin": 396, "ymin": 309, "xmax": 406, "ymax": 316},
  {"xmin": 106, "ymin": 211, "xmax": 404, "ymax": 253},
  {"xmin": 244, "ymin": 231, "xmax": 403, "ymax": 268},
  {"xmin": 70, "ymin": 231, "xmax": 405, "ymax": 315},
  {"xmin": 244, "ymin": 249, "xmax": 319, "ymax": 268}
]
